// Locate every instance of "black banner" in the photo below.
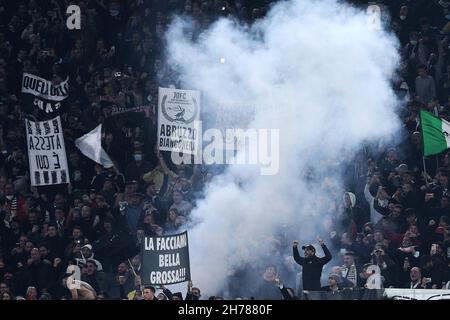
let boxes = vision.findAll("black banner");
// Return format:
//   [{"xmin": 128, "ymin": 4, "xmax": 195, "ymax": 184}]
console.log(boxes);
[{"xmin": 141, "ymin": 231, "xmax": 191, "ymax": 285}]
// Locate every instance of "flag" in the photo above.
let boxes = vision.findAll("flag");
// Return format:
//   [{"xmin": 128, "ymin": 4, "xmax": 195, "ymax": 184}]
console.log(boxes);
[
  {"xmin": 420, "ymin": 109, "xmax": 450, "ymax": 157},
  {"xmin": 75, "ymin": 124, "xmax": 114, "ymax": 168}
]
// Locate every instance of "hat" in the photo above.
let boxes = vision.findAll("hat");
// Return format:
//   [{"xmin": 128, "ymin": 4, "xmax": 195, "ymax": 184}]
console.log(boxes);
[
  {"xmin": 328, "ymin": 273, "xmax": 341, "ymax": 282},
  {"xmin": 395, "ymin": 163, "xmax": 408, "ymax": 173},
  {"xmin": 81, "ymin": 244, "xmax": 92, "ymax": 250},
  {"xmin": 155, "ymin": 289, "xmax": 168, "ymax": 300},
  {"xmin": 172, "ymin": 292, "xmax": 183, "ymax": 300},
  {"xmin": 39, "ymin": 293, "xmax": 52, "ymax": 300},
  {"xmin": 301, "ymin": 244, "xmax": 316, "ymax": 252},
  {"xmin": 144, "ymin": 286, "xmax": 156, "ymax": 293}
]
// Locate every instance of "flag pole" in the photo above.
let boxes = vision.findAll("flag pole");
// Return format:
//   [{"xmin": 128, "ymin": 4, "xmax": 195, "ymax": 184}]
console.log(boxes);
[
  {"xmin": 420, "ymin": 109, "xmax": 430, "ymax": 188},
  {"xmin": 127, "ymin": 258, "xmax": 138, "ymax": 278},
  {"xmin": 423, "ymin": 156, "xmax": 429, "ymax": 188}
]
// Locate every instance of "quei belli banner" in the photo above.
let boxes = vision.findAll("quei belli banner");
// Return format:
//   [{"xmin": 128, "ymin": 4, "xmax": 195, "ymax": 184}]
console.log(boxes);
[
  {"xmin": 21, "ymin": 73, "xmax": 69, "ymax": 118},
  {"xmin": 158, "ymin": 87, "xmax": 201, "ymax": 155}
]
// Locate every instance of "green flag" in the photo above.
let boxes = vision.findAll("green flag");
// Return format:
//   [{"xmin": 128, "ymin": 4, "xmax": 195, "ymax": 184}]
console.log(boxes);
[{"xmin": 420, "ymin": 109, "xmax": 450, "ymax": 157}]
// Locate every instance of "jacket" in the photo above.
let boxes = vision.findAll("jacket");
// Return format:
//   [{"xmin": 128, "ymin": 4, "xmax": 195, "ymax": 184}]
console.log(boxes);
[{"xmin": 293, "ymin": 244, "xmax": 332, "ymax": 291}]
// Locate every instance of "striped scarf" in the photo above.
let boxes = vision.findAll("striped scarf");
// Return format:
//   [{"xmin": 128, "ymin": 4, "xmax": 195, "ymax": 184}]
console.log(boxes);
[
  {"xmin": 6, "ymin": 196, "xmax": 18, "ymax": 219},
  {"xmin": 341, "ymin": 264, "xmax": 357, "ymax": 286}
]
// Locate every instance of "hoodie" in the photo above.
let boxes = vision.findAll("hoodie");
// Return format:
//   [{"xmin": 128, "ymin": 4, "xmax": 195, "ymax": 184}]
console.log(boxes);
[
  {"xmin": 344, "ymin": 192, "xmax": 356, "ymax": 208},
  {"xmin": 342, "ymin": 192, "xmax": 369, "ymax": 232}
]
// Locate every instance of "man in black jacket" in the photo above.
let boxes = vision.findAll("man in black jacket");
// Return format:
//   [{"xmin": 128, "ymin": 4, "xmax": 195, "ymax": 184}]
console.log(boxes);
[
  {"xmin": 24, "ymin": 248, "xmax": 54, "ymax": 295},
  {"xmin": 292, "ymin": 237, "xmax": 332, "ymax": 291}
]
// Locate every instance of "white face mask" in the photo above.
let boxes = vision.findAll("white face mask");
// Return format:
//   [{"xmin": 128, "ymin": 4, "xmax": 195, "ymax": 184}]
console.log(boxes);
[
  {"xmin": 410, "ymin": 40, "xmax": 417, "ymax": 45},
  {"xmin": 378, "ymin": 199, "xmax": 388, "ymax": 208},
  {"xmin": 6, "ymin": 195, "xmax": 14, "ymax": 200},
  {"xmin": 400, "ymin": 15, "xmax": 407, "ymax": 20}
]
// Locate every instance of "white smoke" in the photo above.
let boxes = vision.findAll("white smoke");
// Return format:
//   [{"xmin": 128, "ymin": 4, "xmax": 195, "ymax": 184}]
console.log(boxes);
[{"xmin": 165, "ymin": 0, "xmax": 400, "ymax": 296}]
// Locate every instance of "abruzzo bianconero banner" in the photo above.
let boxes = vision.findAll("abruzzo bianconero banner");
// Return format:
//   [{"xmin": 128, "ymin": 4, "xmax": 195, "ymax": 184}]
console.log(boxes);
[{"xmin": 158, "ymin": 87, "xmax": 201, "ymax": 155}]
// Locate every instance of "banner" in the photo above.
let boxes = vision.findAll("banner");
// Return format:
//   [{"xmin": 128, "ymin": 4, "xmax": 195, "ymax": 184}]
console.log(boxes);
[
  {"xmin": 110, "ymin": 105, "xmax": 153, "ymax": 118},
  {"xmin": 25, "ymin": 116, "xmax": 70, "ymax": 186},
  {"xmin": 304, "ymin": 288, "xmax": 450, "ymax": 300},
  {"xmin": 21, "ymin": 73, "xmax": 69, "ymax": 118},
  {"xmin": 304, "ymin": 288, "xmax": 384, "ymax": 300},
  {"xmin": 141, "ymin": 231, "xmax": 191, "ymax": 285},
  {"xmin": 158, "ymin": 87, "xmax": 201, "ymax": 155},
  {"xmin": 384, "ymin": 288, "xmax": 450, "ymax": 300}
]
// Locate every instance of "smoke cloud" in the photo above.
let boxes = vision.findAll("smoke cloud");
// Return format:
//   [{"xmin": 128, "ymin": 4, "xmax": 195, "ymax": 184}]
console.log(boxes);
[{"xmin": 165, "ymin": 0, "xmax": 401, "ymax": 296}]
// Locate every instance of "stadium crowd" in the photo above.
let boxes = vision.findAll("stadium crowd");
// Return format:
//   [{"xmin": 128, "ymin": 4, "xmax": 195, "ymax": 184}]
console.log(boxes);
[{"xmin": 0, "ymin": 0, "xmax": 450, "ymax": 300}]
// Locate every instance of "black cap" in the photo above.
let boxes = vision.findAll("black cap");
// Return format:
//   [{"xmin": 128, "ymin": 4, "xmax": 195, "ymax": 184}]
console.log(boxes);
[
  {"xmin": 301, "ymin": 244, "xmax": 316, "ymax": 252},
  {"xmin": 144, "ymin": 286, "xmax": 156, "ymax": 293},
  {"xmin": 172, "ymin": 292, "xmax": 183, "ymax": 300}
]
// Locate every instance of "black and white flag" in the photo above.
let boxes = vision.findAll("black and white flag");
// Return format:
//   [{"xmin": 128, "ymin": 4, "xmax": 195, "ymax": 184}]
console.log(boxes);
[
  {"xmin": 21, "ymin": 73, "xmax": 69, "ymax": 119},
  {"xmin": 25, "ymin": 116, "xmax": 70, "ymax": 186}
]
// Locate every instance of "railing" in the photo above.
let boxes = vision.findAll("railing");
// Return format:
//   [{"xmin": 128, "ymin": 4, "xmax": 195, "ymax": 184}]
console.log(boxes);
[{"xmin": 303, "ymin": 288, "xmax": 450, "ymax": 300}]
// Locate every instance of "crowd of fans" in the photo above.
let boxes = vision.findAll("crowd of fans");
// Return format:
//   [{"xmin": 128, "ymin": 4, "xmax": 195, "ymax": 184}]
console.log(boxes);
[{"xmin": 0, "ymin": 0, "xmax": 450, "ymax": 300}]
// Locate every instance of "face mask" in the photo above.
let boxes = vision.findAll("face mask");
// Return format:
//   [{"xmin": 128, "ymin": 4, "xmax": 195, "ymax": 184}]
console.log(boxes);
[
  {"xmin": 110, "ymin": 9, "xmax": 119, "ymax": 17},
  {"xmin": 134, "ymin": 154, "xmax": 142, "ymax": 162},
  {"xmin": 378, "ymin": 199, "xmax": 388, "ymax": 208},
  {"xmin": 410, "ymin": 40, "xmax": 417, "ymax": 45},
  {"xmin": 400, "ymin": 15, "xmax": 407, "ymax": 20},
  {"xmin": 73, "ymin": 171, "xmax": 82, "ymax": 181},
  {"xmin": 6, "ymin": 195, "xmax": 14, "ymax": 200}
]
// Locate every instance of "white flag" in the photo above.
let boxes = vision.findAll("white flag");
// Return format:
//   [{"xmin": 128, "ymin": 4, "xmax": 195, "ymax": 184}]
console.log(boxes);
[{"xmin": 75, "ymin": 124, "xmax": 113, "ymax": 168}]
